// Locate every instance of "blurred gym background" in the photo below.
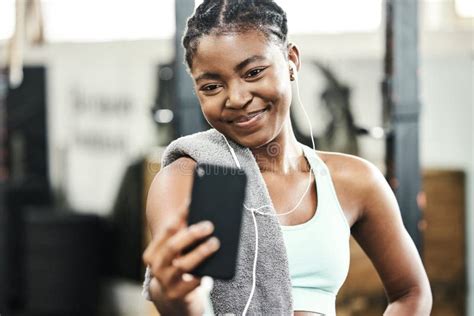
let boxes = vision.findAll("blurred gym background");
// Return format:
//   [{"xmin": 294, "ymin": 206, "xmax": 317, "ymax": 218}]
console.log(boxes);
[{"xmin": 0, "ymin": 0, "xmax": 472, "ymax": 315}]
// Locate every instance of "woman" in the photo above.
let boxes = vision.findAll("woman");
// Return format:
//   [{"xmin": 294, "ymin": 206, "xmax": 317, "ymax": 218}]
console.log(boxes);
[{"xmin": 142, "ymin": 0, "xmax": 432, "ymax": 315}]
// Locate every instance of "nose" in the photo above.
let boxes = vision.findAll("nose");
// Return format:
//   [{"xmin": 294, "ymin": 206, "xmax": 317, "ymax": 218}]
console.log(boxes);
[{"xmin": 225, "ymin": 83, "xmax": 252, "ymax": 109}]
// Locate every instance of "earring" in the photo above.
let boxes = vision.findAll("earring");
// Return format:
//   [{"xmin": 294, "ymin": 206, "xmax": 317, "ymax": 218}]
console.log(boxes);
[{"xmin": 289, "ymin": 67, "xmax": 295, "ymax": 81}]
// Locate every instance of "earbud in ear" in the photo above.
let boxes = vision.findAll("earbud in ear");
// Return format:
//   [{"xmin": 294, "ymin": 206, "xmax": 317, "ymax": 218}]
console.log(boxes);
[{"xmin": 289, "ymin": 67, "xmax": 295, "ymax": 81}]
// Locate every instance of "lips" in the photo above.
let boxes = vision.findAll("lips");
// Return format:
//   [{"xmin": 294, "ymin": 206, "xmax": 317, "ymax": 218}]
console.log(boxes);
[
  {"xmin": 231, "ymin": 108, "xmax": 268, "ymax": 129},
  {"xmin": 228, "ymin": 107, "xmax": 268, "ymax": 123}
]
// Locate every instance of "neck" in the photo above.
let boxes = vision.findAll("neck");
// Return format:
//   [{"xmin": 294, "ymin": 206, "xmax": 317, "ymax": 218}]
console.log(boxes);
[{"xmin": 250, "ymin": 119, "xmax": 308, "ymax": 174}]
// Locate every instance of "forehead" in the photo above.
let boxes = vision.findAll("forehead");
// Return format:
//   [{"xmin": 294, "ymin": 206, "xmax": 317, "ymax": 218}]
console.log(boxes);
[{"xmin": 191, "ymin": 30, "xmax": 284, "ymax": 75}]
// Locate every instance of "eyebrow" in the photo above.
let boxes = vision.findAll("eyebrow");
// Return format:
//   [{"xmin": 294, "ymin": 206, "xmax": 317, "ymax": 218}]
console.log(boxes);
[
  {"xmin": 194, "ymin": 55, "xmax": 267, "ymax": 83},
  {"xmin": 234, "ymin": 55, "xmax": 267, "ymax": 72},
  {"xmin": 194, "ymin": 72, "xmax": 222, "ymax": 83}
]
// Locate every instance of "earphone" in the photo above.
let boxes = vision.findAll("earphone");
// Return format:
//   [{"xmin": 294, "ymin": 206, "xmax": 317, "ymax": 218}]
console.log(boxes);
[{"xmin": 220, "ymin": 65, "xmax": 317, "ymax": 315}]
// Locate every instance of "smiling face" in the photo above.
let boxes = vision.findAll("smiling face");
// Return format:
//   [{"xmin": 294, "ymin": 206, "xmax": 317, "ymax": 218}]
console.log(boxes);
[{"xmin": 190, "ymin": 30, "xmax": 299, "ymax": 148}]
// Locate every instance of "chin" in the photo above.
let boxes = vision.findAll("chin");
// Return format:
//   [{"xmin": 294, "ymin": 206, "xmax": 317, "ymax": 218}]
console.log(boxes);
[{"xmin": 227, "ymin": 129, "xmax": 275, "ymax": 149}]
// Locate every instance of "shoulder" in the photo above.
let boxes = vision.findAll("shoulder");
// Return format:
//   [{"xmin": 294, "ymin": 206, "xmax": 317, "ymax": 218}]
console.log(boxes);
[
  {"xmin": 316, "ymin": 150, "xmax": 378, "ymax": 175},
  {"xmin": 316, "ymin": 150, "xmax": 384, "ymax": 186},
  {"xmin": 149, "ymin": 156, "xmax": 196, "ymax": 203},
  {"xmin": 314, "ymin": 150, "xmax": 390, "ymax": 225},
  {"xmin": 157, "ymin": 155, "xmax": 197, "ymax": 180}
]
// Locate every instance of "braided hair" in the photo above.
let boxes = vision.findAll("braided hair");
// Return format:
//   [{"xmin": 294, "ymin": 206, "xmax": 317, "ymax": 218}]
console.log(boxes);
[{"xmin": 182, "ymin": 0, "xmax": 288, "ymax": 69}]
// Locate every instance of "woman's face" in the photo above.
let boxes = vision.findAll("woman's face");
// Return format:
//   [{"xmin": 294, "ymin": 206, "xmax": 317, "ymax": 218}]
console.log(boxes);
[{"xmin": 190, "ymin": 30, "xmax": 298, "ymax": 148}]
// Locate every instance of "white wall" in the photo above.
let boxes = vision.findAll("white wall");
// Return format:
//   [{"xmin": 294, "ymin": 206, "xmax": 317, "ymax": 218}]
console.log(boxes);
[{"xmin": 1, "ymin": 40, "xmax": 174, "ymax": 215}]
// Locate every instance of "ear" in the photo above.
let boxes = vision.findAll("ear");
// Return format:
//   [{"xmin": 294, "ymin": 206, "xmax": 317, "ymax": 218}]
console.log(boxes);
[{"xmin": 287, "ymin": 43, "xmax": 301, "ymax": 72}]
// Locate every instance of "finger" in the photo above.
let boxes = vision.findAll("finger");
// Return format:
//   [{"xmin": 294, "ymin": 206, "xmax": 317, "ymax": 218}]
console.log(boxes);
[
  {"xmin": 165, "ymin": 273, "xmax": 202, "ymax": 301},
  {"xmin": 146, "ymin": 220, "xmax": 213, "ymax": 287},
  {"xmin": 162, "ymin": 220, "xmax": 215, "ymax": 265},
  {"xmin": 150, "ymin": 221, "xmax": 215, "ymax": 287},
  {"xmin": 148, "ymin": 276, "xmax": 163, "ymax": 301},
  {"xmin": 151, "ymin": 266, "xmax": 201, "ymax": 302},
  {"xmin": 148, "ymin": 223, "xmax": 213, "ymax": 288},
  {"xmin": 152, "ymin": 258, "xmax": 185, "ymax": 289},
  {"xmin": 172, "ymin": 236, "xmax": 220, "ymax": 272},
  {"xmin": 147, "ymin": 275, "xmax": 197, "ymax": 304},
  {"xmin": 145, "ymin": 220, "xmax": 214, "ymax": 289}
]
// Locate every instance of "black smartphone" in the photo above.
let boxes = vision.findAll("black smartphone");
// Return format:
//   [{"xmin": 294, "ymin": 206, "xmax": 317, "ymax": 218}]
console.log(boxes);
[{"xmin": 185, "ymin": 163, "xmax": 247, "ymax": 280}]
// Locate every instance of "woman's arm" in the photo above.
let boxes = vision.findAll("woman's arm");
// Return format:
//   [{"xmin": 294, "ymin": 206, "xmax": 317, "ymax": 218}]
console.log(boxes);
[
  {"xmin": 143, "ymin": 157, "xmax": 219, "ymax": 316},
  {"xmin": 349, "ymin": 159, "xmax": 432, "ymax": 315}
]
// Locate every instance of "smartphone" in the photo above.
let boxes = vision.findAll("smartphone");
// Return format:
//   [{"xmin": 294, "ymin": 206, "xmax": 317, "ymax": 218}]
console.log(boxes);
[{"xmin": 185, "ymin": 163, "xmax": 247, "ymax": 280}]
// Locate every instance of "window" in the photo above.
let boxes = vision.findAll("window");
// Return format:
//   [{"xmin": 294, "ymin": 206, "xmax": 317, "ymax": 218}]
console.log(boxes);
[
  {"xmin": 1, "ymin": 0, "xmax": 384, "ymax": 42},
  {"xmin": 195, "ymin": 0, "xmax": 382, "ymax": 33},
  {"xmin": 279, "ymin": 0, "xmax": 382, "ymax": 33},
  {"xmin": 0, "ymin": 0, "xmax": 15, "ymax": 41},
  {"xmin": 43, "ymin": 0, "xmax": 175, "ymax": 42},
  {"xmin": 455, "ymin": 0, "xmax": 474, "ymax": 18},
  {"xmin": 0, "ymin": 0, "xmax": 176, "ymax": 42}
]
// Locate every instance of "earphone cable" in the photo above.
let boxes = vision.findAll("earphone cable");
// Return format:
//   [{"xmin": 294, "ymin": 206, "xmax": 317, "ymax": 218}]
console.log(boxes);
[{"xmin": 221, "ymin": 71, "xmax": 315, "ymax": 316}]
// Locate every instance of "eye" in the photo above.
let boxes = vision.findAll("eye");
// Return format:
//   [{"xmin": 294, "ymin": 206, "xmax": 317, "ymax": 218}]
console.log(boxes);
[
  {"xmin": 245, "ymin": 67, "xmax": 266, "ymax": 79},
  {"xmin": 200, "ymin": 84, "xmax": 222, "ymax": 93}
]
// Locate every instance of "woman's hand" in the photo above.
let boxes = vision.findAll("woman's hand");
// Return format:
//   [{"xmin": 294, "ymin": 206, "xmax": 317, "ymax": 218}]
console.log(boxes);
[{"xmin": 143, "ymin": 217, "xmax": 220, "ymax": 316}]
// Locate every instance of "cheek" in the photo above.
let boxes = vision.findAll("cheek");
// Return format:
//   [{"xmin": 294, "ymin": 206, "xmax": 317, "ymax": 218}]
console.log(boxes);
[
  {"xmin": 198, "ymin": 97, "xmax": 222, "ymax": 122},
  {"xmin": 261, "ymin": 73, "xmax": 291, "ymax": 108}
]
